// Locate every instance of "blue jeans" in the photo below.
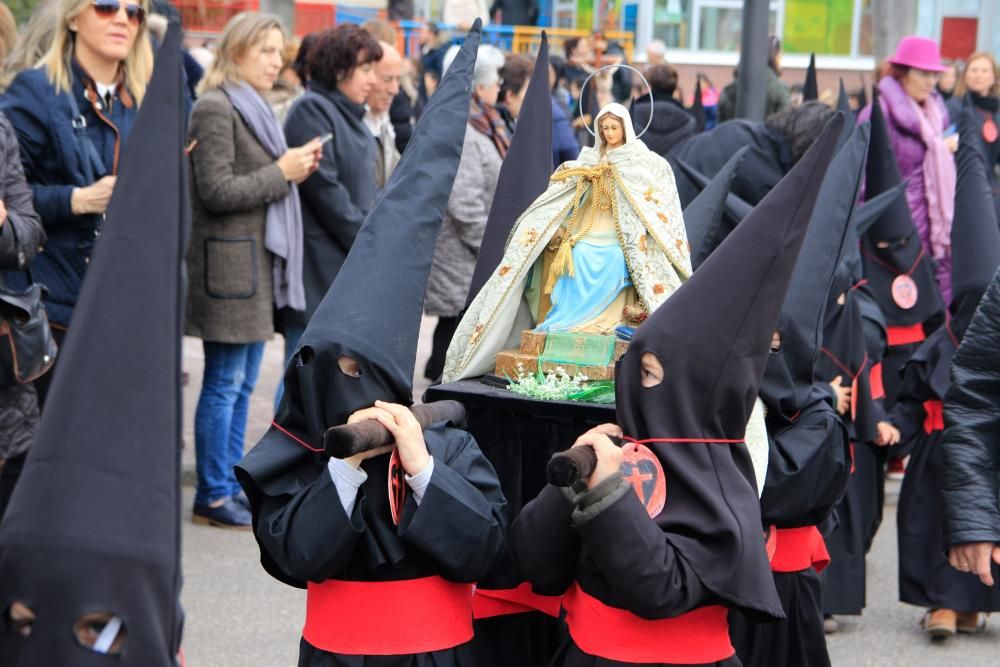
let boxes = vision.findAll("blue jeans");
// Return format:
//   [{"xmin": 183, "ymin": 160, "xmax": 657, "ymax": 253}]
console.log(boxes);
[
  {"xmin": 273, "ymin": 324, "xmax": 306, "ymax": 411},
  {"xmin": 194, "ymin": 341, "xmax": 265, "ymax": 506}
]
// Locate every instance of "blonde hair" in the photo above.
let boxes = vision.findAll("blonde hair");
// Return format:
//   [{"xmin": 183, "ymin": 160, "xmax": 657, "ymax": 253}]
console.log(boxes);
[
  {"xmin": 197, "ymin": 12, "xmax": 284, "ymax": 97},
  {"xmin": 39, "ymin": 0, "xmax": 153, "ymax": 103},
  {"xmin": 0, "ymin": 4, "xmax": 16, "ymax": 66},
  {"xmin": 955, "ymin": 52, "xmax": 1000, "ymax": 98},
  {"xmin": 2, "ymin": 0, "xmax": 60, "ymax": 91}
]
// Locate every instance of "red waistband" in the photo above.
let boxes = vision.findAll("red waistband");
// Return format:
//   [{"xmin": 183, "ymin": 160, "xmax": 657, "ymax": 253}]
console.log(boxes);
[
  {"xmin": 562, "ymin": 583, "xmax": 734, "ymax": 664},
  {"xmin": 887, "ymin": 324, "xmax": 926, "ymax": 347},
  {"xmin": 304, "ymin": 577, "xmax": 474, "ymax": 655},
  {"xmin": 770, "ymin": 526, "xmax": 830, "ymax": 574},
  {"xmin": 923, "ymin": 399, "xmax": 944, "ymax": 434},
  {"xmin": 870, "ymin": 362, "xmax": 885, "ymax": 400},
  {"xmin": 473, "ymin": 583, "xmax": 563, "ymax": 619}
]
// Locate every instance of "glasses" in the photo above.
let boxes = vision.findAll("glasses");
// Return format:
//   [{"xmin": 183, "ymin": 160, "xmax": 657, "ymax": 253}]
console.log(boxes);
[{"xmin": 91, "ymin": 0, "xmax": 146, "ymax": 25}]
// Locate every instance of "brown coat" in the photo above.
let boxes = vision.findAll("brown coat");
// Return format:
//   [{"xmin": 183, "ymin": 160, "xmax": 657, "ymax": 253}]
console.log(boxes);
[{"xmin": 186, "ymin": 89, "xmax": 290, "ymax": 343}]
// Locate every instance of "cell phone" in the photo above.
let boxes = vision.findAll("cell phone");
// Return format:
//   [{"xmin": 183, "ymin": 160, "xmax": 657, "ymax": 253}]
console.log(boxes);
[
  {"xmin": 319, "ymin": 133, "xmax": 333, "ymax": 146},
  {"xmin": 944, "ymin": 124, "xmax": 958, "ymax": 138}
]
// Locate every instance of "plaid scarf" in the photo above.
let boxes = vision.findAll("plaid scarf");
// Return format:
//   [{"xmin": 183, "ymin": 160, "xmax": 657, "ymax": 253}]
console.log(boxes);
[{"xmin": 468, "ymin": 93, "xmax": 510, "ymax": 158}]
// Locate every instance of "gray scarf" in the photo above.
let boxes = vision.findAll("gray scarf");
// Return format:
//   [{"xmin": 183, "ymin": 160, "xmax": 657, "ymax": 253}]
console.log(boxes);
[{"xmin": 223, "ymin": 82, "xmax": 305, "ymax": 311}]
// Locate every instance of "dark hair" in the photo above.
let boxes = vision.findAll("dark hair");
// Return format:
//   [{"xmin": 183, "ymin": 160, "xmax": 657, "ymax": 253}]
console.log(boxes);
[
  {"xmin": 888, "ymin": 63, "xmax": 911, "ymax": 81},
  {"xmin": 425, "ymin": 22, "xmax": 440, "ymax": 36},
  {"xmin": 499, "ymin": 55, "xmax": 533, "ymax": 104},
  {"xmin": 307, "ymin": 25, "xmax": 383, "ymax": 90},
  {"xmin": 564, "ymin": 37, "xmax": 581, "ymax": 60},
  {"xmin": 765, "ymin": 101, "xmax": 837, "ymax": 163},
  {"xmin": 768, "ymin": 35, "xmax": 782, "ymax": 74},
  {"xmin": 646, "ymin": 63, "xmax": 678, "ymax": 95},
  {"xmin": 293, "ymin": 32, "xmax": 320, "ymax": 86}
]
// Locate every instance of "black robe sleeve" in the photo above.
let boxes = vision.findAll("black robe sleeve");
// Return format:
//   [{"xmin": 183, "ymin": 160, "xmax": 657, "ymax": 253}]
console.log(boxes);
[
  {"xmin": 255, "ymin": 469, "xmax": 368, "ymax": 584},
  {"xmin": 573, "ymin": 480, "xmax": 714, "ymax": 620},
  {"xmin": 511, "ymin": 484, "xmax": 582, "ymax": 595},
  {"xmin": 887, "ymin": 362, "xmax": 932, "ymax": 458},
  {"xmin": 397, "ymin": 429, "xmax": 508, "ymax": 581}
]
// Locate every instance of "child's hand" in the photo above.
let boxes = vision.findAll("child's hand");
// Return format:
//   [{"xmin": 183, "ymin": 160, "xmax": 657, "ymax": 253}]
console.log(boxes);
[
  {"xmin": 373, "ymin": 401, "xmax": 431, "ymax": 477},
  {"xmin": 874, "ymin": 421, "xmax": 901, "ymax": 447},
  {"xmin": 829, "ymin": 376, "xmax": 852, "ymax": 415},
  {"xmin": 572, "ymin": 432, "xmax": 623, "ymax": 490}
]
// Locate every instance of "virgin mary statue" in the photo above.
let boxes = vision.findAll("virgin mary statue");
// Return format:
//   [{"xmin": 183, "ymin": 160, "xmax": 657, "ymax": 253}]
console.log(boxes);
[{"xmin": 442, "ymin": 103, "xmax": 692, "ymax": 382}]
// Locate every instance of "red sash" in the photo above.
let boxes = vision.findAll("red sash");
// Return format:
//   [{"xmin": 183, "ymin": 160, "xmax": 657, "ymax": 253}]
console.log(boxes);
[
  {"xmin": 923, "ymin": 399, "xmax": 944, "ymax": 434},
  {"xmin": 562, "ymin": 583, "xmax": 735, "ymax": 664},
  {"xmin": 472, "ymin": 583, "xmax": 562, "ymax": 619},
  {"xmin": 887, "ymin": 324, "xmax": 926, "ymax": 347},
  {"xmin": 769, "ymin": 526, "xmax": 831, "ymax": 574},
  {"xmin": 870, "ymin": 362, "xmax": 885, "ymax": 400},
  {"xmin": 304, "ymin": 577, "xmax": 474, "ymax": 655}
]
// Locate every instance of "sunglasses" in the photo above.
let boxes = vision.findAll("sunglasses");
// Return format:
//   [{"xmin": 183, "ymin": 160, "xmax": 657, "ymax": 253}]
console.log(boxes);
[{"xmin": 91, "ymin": 0, "xmax": 146, "ymax": 25}]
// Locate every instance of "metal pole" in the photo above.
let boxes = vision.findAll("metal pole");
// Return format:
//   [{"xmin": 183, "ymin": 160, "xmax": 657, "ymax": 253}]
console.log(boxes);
[{"xmin": 735, "ymin": 0, "xmax": 770, "ymax": 122}]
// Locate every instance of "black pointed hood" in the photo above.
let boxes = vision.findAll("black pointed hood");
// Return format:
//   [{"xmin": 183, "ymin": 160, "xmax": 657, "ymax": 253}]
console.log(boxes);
[
  {"xmin": 690, "ymin": 77, "xmax": 706, "ymax": 132},
  {"xmin": 674, "ymin": 157, "xmax": 754, "ymax": 243},
  {"xmin": 835, "ymin": 79, "xmax": 853, "ymax": 146},
  {"xmin": 951, "ymin": 102, "xmax": 1000, "ymax": 334},
  {"xmin": 857, "ymin": 77, "xmax": 868, "ymax": 110},
  {"xmin": 277, "ymin": 21, "xmax": 481, "ymax": 442},
  {"xmin": 683, "ymin": 147, "xmax": 748, "ymax": 269},
  {"xmin": 861, "ymin": 85, "xmax": 944, "ymax": 325},
  {"xmin": 803, "ymin": 53, "xmax": 818, "ymax": 101},
  {"xmin": 613, "ymin": 113, "xmax": 843, "ymax": 621},
  {"xmin": 237, "ymin": 23, "xmax": 482, "ymax": 588},
  {"xmin": 762, "ymin": 117, "xmax": 865, "ymax": 417},
  {"xmin": 466, "ymin": 31, "xmax": 552, "ymax": 308},
  {"xmin": 0, "ymin": 25, "xmax": 187, "ymax": 666}
]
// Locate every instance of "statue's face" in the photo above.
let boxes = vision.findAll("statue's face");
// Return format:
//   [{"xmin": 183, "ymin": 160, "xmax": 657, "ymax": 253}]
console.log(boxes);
[{"xmin": 599, "ymin": 115, "xmax": 625, "ymax": 149}]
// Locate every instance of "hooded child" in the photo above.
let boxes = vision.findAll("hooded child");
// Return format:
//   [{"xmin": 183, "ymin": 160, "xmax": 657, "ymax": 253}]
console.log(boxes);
[
  {"xmin": 818, "ymin": 126, "xmax": 908, "ymax": 626},
  {"xmin": 508, "ymin": 113, "xmax": 845, "ymax": 667},
  {"xmin": 235, "ymin": 22, "xmax": 508, "ymax": 666},
  {"xmin": 887, "ymin": 106, "xmax": 1000, "ymax": 637},
  {"xmin": 859, "ymin": 85, "xmax": 945, "ymax": 408},
  {"xmin": 460, "ymin": 33, "xmax": 565, "ymax": 667},
  {"xmin": 729, "ymin": 120, "xmax": 865, "ymax": 667},
  {"xmin": 0, "ymin": 24, "xmax": 188, "ymax": 666}
]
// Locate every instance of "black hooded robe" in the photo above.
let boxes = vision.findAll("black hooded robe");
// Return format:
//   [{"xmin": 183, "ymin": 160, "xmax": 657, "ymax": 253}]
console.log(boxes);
[
  {"xmin": 729, "ymin": 398, "xmax": 847, "ymax": 667},
  {"xmin": 890, "ymin": 329, "xmax": 1000, "ymax": 613},
  {"xmin": 816, "ymin": 283, "xmax": 886, "ymax": 616},
  {"xmin": 243, "ymin": 424, "xmax": 506, "ymax": 667},
  {"xmin": 512, "ymin": 481, "xmax": 750, "ymax": 667}
]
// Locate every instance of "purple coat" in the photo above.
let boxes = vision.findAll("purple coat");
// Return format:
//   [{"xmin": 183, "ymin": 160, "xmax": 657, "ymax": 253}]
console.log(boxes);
[{"xmin": 858, "ymin": 76, "xmax": 952, "ymax": 300}]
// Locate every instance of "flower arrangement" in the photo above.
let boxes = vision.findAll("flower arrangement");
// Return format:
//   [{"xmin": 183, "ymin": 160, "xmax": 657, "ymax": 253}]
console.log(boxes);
[{"xmin": 507, "ymin": 364, "xmax": 590, "ymax": 401}]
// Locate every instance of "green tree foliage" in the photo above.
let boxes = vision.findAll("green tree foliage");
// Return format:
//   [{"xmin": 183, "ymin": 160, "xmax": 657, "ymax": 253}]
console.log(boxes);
[{"xmin": 8, "ymin": 0, "xmax": 43, "ymax": 24}]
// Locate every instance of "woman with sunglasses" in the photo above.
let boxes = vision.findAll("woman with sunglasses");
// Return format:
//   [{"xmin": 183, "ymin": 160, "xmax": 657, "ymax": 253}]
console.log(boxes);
[{"xmin": 0, "ymin": 0, "xmax": 152, "ymax": 406}]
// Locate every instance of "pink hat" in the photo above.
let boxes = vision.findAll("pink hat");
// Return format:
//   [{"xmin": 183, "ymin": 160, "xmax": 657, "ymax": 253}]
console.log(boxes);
[{"xmin": 886, "ymin": 36, "xmax": 947, "ymax": 72}]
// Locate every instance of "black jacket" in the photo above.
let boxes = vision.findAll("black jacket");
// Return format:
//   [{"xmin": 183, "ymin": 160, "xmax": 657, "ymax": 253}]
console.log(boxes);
[
  {"xmin": 942, "ymin": 269, "xmax": 1000, "ymax": 548},
  {"xmin": 670, "ymin": 119, "xmax": 792, "ymax": 206},
  {"xmin": 282, "ymin": 85, "xmax": 377, "ymax": 330},
  {"xmin": 631, "ymin": 93, "xmax": 695, "ymax": 157},
  {"xmin": 0, "ymin": 112, "xmax": 44, "ymax": 459}
]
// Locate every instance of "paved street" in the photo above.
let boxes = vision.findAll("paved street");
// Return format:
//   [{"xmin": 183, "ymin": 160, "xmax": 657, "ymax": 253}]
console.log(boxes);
[{"xmin": 179, "ymin": 323, "xmax": 999, "ymax": 666}]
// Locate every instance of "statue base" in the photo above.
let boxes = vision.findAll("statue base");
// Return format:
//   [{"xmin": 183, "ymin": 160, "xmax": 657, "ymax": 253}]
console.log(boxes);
[{"xmin": 494, "ymin": 330, "xmax": 628, "ymax": 381}]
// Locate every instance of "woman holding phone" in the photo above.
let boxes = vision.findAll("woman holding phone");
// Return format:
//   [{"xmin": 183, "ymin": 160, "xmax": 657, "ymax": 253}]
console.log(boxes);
[
  {"xmin": 186, "ymin": 12, "xmax": 320, "ymax": 529},
  {"xmin": 278, "ymin": 25, "xmax": 382, "ymax": 374}
]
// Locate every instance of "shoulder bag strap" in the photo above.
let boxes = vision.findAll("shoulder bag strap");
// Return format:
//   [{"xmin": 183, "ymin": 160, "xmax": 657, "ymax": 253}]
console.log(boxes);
[{"xmin": 64, "ymin": 88, "xmax": 107, "ymax": 184}]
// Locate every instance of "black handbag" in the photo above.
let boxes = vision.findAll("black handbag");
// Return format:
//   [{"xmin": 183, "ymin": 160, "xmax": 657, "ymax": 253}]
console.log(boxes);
[
  {"xmin": 0, "ymin": 216, "xmax": 57, "ymax": 385},
  {"xmin": 0, "ymin": 280, "xmax": 57, "ymax": 384}
]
